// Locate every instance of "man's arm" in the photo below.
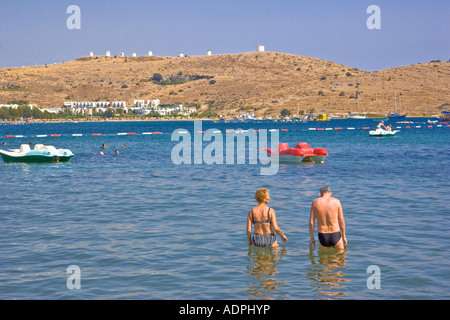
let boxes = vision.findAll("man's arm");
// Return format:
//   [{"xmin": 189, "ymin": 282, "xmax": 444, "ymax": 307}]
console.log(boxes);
[
  {"xmin": 337, "ymin": 200, "xmax": 347, "ymax": 246},
  {"xmin": 309, "ymin": 203, "xmax": 316, "ymax": 247}
]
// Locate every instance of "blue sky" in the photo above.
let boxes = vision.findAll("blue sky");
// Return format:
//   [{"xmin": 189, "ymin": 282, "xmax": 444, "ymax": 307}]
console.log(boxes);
[{"xmin": 0, "ymin": 0, "xmax": 448, "ymax": 70}]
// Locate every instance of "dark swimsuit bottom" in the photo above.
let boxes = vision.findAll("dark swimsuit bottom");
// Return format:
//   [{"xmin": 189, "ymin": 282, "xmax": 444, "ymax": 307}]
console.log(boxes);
[
  {"xmin": 251, "ymin": 208, "xmax": 276, "ymax": 247},
  {"xmin": 318, "ymin": 231, "xmax": 341, "ymax": 247}
]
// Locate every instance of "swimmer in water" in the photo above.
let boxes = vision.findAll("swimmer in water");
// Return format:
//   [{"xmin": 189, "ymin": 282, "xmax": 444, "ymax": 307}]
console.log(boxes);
[
  {"xmin": 247, "ymin": 188, "xmax": 287, "ymax": 247},
  {"xmin": 309, "ymin": 186, "xmax": 347, "ymax": 252}
]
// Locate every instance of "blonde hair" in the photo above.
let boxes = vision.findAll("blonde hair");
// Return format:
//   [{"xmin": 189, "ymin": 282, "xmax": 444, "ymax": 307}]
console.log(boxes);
[{"xmin": 255, "ymin": 188, "xmax": 269, "ymax": 203}]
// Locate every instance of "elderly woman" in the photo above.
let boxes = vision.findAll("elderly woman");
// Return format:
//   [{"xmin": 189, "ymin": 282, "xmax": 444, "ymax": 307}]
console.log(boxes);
[{"xmin": 247, "ymin": 188, "xmax": 287, "ymax": 247}]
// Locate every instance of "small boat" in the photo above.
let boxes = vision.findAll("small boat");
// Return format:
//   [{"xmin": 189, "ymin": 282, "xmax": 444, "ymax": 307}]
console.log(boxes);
[
  {"xmin": 387, "ymin": 112, "xmax": 406, "ymax": 119},
  {"xmin": 348, "ymin": 96, "xmax": 367, "ymax": 119},
  {"xmin": 314, "ymin": 113, "xmax": 330, "ymax": 121},
  {"xmin": 262, "ymin": 142, "xmax": 328, "ymax": 164},
  {"xmin": 387, "ymin": 92, "xmax": 407, "ymax": 119},
  {"xmin": 440, "ymin": 111, "xmax": 450, "ymax": 122},
  {"xmin": 369, "ymin": 129, "xmax": 399, "ymax": 137},
  {"xmin": 0, "ymin": 144, "xmax": 74, "ymax": 163},
  {"xmin": 347, "ymin": 113, "xmax": 367, "ymax": 119}
]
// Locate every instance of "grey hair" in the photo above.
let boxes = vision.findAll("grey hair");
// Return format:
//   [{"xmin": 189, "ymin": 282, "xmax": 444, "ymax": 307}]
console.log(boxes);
[{"xmin": 320, "ymin": 186, "xmax": 331, "ymax": 195}]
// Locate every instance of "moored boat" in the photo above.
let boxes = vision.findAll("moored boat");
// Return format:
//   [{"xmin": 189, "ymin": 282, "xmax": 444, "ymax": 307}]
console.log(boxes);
[
  {"xmin": 440, "ymin": 111, "xmax": 450, "ymax": 122},
  {"xmin": 0, "ymin": 144, "xmax": 74, "ymax": 163},
  {"xmin": 387, "ymin": 112, "xmax": 406, "ymax": 120},
  {"xmin": 348, "ymin": 95, "xmax": 366, "ymax": 119},
  {"xmin": 387, "ymin": 92, "xmax": 407, "ymax": 119}
]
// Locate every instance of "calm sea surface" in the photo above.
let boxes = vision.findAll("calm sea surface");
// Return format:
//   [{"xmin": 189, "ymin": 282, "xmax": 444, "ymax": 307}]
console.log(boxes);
[{"xmin": 0, "ymin": 119, "xmax": 449, "ymax": 300}]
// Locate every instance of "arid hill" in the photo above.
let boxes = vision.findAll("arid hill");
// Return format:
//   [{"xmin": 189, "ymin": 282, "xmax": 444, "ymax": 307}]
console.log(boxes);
[{"xmin": 1, "ymin": 51, "xmax": 449, "ymax": 117}]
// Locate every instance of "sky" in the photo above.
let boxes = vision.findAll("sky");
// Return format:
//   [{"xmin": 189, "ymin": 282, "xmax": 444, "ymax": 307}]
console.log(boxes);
[{"xmin": 0, "ymin": 0, "xmax": 448, "ymax": 71}]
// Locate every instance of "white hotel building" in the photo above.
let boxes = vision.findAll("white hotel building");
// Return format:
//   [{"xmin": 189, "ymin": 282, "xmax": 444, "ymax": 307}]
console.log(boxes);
[
  {"xmin": 63, "ymin": 101, "xmax": 127, "ymax": 114},
  {"xmin": 63, "ymin": 99, "xmax": 196, "ymax": 117}
]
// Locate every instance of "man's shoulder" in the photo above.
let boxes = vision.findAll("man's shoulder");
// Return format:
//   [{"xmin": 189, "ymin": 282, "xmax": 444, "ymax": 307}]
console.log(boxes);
[{"xmin": 330, "ymin": 197, "xmax": 342, "ymax": 205}]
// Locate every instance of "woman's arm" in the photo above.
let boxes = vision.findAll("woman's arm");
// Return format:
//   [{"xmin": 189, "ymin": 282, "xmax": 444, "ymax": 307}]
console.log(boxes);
[
  {"xmin": 270, "ymin": 209, "xmax": 287, "ymax": 242},
  {"xmin": 247, "ymin": 210, "xmax": 253, "ymax": 245}
]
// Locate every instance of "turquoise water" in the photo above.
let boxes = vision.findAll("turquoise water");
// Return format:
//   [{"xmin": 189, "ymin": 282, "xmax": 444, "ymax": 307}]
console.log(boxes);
[{"xmin": 0, "ymin": 119, "xmax": 449, "ymax": 299}]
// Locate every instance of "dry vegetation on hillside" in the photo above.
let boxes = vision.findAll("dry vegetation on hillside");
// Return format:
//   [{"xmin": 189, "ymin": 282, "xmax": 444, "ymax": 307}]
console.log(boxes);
[{"xmin": 1, "ymin": 52, "xmax": 449, "ymax": 117}]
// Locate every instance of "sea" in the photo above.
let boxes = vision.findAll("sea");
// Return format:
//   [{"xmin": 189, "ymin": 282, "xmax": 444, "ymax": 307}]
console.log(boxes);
[{"xmin": 0, "ymin": 118, "xmax": 448, "ymax": 300}]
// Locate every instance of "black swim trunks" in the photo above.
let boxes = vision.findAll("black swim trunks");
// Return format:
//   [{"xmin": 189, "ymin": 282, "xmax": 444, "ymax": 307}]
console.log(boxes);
[{"xmin": 318, "ymin": 231, "xmax": 341, "ymax": 247}]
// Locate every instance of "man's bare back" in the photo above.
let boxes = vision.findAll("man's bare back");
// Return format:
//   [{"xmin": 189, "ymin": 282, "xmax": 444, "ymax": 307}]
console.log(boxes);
[{"xmin": 309, "ymin": 187, "xmax": 347, "ymax": 250}]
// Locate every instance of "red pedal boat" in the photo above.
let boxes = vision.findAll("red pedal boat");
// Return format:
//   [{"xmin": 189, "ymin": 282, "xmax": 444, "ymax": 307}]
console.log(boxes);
[{"xmin": 263, "ymin": 142, "xmax": 328, "ymax": 164}]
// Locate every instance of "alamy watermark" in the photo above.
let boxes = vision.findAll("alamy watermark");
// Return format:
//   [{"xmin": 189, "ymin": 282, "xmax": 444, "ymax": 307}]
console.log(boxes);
[
  {"xmin": 366, "ymin": 265, "xmax": 381, "ymax": 289},
  {"xmin": 67, "ymin": 265, "xmax": 81, "ymax": 290},
  {"xmin": 171, "ymin": 121, "xmax": 280, "ymax": 175},
  {"xmin": 66, "ymin": 5, "xmax": 81, "ymax": 30},
  {"xmin": 367, "ymin": 5, "xmax": 381, "ymax": 30}
]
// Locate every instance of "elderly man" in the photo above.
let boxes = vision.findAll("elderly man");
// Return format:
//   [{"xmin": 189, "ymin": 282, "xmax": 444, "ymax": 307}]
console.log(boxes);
[{"xmin": 309, "ymin": 187, "xmax": 347, "ymax": 251}]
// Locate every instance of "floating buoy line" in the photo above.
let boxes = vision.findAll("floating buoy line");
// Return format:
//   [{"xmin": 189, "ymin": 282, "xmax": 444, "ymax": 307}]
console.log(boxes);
[{"xmin": 1, "ymin": 123, "xmax": 448, "ymax": 139}]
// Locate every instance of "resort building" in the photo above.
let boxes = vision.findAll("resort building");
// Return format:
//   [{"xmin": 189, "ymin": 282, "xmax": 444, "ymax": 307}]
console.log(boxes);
[
  {"xmin": 0, "ymin": 104, "xmax": 38, "ymax": 109},
  {"xmin": 62, "ymin": 99, "xmax": 196, "ymax": 117},
  {"xmin": 131, "ymin": 102, "xmax": 196, "ymax": 117},
  {"xmin": 238, "ymin": 112, "xmax": 255, "ymax": 120},
  {"xmin": 40, "ymin": 108, "xmax": 62, "ymax": 114},
  {"xmin": 63, "ymin": 101, "xmax": 128, "ymax": 114},
  {"xmin": 64, "ymin": 101, "xmax": 127, "ymax": 108},
  {"xmin": 133, "ymin": 99, "xmax": 160, "ymax": 108}
]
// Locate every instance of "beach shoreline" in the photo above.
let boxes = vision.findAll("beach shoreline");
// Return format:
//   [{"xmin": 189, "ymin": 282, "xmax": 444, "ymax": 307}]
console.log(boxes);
[{"xmin": 0, "ymin": 114, "xmax": 443, "ymax": 125}]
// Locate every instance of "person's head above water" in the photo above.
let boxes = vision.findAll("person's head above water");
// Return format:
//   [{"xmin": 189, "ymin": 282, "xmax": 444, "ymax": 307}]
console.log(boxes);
[
  {"xmin": 255, "ymin": 188, "xmax": 269, "ymax": 204},
  {"xmin": 320, "ymin": 186, "xmax": 331, "ymax": 196}
]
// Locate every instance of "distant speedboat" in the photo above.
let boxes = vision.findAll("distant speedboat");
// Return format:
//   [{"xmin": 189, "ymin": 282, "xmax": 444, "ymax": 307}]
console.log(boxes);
[{"xmin": 0, "ymin": 144, "xmax": 74, "ymax": 163}]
